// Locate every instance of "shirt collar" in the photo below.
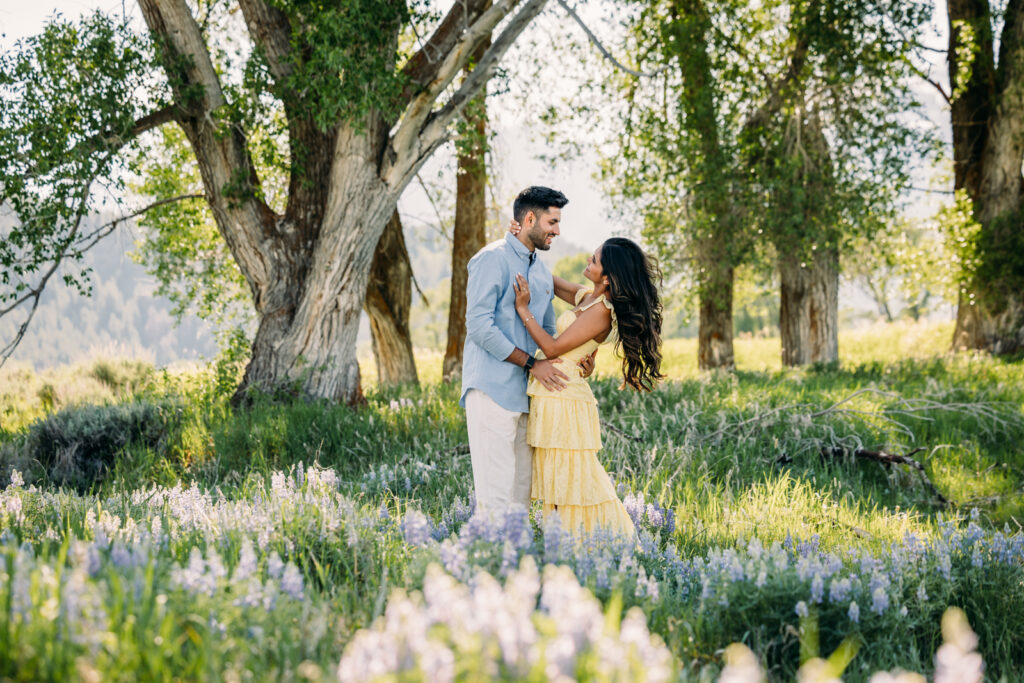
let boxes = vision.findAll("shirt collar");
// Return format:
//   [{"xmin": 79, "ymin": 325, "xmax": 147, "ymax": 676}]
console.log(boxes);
[{"xmin": 505, "ymin": 232, "xmax": 536, "ymax": 264}]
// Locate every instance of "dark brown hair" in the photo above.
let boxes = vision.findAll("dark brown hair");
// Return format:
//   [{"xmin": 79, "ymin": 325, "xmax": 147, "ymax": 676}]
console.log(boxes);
[{"xmin": 601, "ymin": 237, "xmax": 665, "ymax": 391}]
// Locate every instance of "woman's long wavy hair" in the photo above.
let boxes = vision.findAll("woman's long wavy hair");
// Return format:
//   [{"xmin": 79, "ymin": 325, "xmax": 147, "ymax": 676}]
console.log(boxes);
[{"xmin": 600, "ymin": 237, "xmax": 665, "ymax": 391}]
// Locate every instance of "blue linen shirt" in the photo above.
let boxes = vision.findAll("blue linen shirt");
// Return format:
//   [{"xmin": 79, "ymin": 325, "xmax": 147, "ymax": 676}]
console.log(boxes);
[{"xmin": 460, "ymin": 233, "xmax": 557, "ymax": 413}]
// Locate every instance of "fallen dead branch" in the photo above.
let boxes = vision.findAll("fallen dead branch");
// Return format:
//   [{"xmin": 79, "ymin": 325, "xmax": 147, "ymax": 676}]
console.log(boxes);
[
  {"xmin": 820, "ymin": 445, "xmax": 949, "ymax": 506},
  {"xmin": 601, "ymin": 420, "xmax": 644, "ymax": 443}
]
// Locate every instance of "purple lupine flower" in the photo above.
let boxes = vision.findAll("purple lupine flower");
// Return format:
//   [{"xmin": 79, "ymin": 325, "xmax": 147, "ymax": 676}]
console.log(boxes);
[
  {"xmin": 430, "ymin": 521, "xmax": 450, "ymax": 542},
  {"xmin": 848, "ymin": 600, "xmax": 860, "ymax": 623},
  {"xmin": 664, "ymin": 509, "xmax": 676, "ymax": 535},
  {"xmin": 646, "ymin": 503, "xmax": 664, "ymax": 529},
  {"xmin": 623, "ymin": 493, "xmax": 645, "ymax": 527},
  {"xmin": 280, "ymin": 562, "xmax": 304, "ymax": 601},
  {"xmin": 403, "ymin": 510, "xmax": 431, "ymax": 547},
  {"xmin": 439, "ymin": 539, "xmax": 467, "ymax": 579},
  {"xmin": 871, "ymin": 586, "xmax": 889, "ymax": 614},
  {"xmin": 829, "ymin": 577, "xmax": 852, "ymax": 603},
  {"xmin": 810, "ymin": 573, "xmax": 825, "ymax": 604},
  {"xmin": 795, "ymin": 601, "xmax": 809, "ymax": 618},
  {"xmin": 503, "ymin": 505, "xmax": 533, "ymax": 550}
]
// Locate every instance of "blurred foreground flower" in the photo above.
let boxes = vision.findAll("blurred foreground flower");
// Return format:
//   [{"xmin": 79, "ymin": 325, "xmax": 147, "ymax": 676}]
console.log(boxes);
[{"xmin": 336, "ymin": 556, "xmax": 674, "ymax": 683}]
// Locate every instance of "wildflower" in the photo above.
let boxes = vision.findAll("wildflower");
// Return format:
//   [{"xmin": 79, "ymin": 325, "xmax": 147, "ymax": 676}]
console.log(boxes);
[
  {"xmin": 829, "ymin": 577, "xmax": 852, "ymax": 604},
  {"xmin": 403, "ymin": 510, "xmax": 431, "ymax": 547},
  {"xmin": 871, "ymin": 586, "xmax": 889, "ymax": 614},
  {"xmin": 720, "ymin": 643, "xmax": 764, "ymax": 683},
  {"xmin": 916, "ymin": 582, "xmax": 928, "ymax": 603},
  {"xmin": 280, "ymin": 562, "xmax": 304, "ymax": 601},
  {"xmin": 848, "ymin": 600, "xmax": 860, "ymax": 623},
  {"xmin": 810, "ymin": 573, "xmax": 824, "ymax": 604},
  {"xmin": 623, "ymin": 492, "xmax": 645, "ymax": 527},
  {"xmin": 646, "ymin": 503, "xmax": 664, "ymax": 528},
  {"xmin": 503, "ymin": 505, "xmax": 533, "ymax": 550},
  {"xmin": 267, "ymin": 552, "xmax": 284, "ymax": 579},
  {"xmin": 8, "ymin": 470, "xmax": 24, "ymax": 488},
  {"xmin": 935, "ymin": 607, "xmax": 983, "ymax": 683},
  {"xmin": 795, "ymin": 601, "xmax": 809, "ymax": 618}
]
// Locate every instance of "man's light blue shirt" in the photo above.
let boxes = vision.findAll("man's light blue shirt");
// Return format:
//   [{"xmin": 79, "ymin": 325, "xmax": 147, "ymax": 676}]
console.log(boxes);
[{"xmin": 460, "ymin": 233, "xmax": 557, "ymax": 413}]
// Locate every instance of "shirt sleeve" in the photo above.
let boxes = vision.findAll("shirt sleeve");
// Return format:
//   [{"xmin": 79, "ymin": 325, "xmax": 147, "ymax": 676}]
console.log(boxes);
[
  {"xmin": 542, "ymin": 297, "xmax": 556, "ymax": 336},
  {"xmin": 465, "ymin": 252, "xmax": 516, "ymax": 361}
]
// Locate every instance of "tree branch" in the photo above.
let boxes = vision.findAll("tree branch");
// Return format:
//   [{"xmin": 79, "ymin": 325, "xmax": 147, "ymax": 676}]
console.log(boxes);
[
  {"xmin": 555, "ymin": 0, "xmax": 666, "ymax": 78},
  {"xmin": 138, "ymin": 0, "xmax": 277, "ymax": 296},
  {"xmin": 820, "ymin": 445, "xmax": 949, "ymax": 506},
  {"xmin": 401, "ymin": 0, "xmax": 492, "ymax": 100},
  {"xmin": 385, "ymin": 0, "xmax": 548, "ymax": 191},
  {"xmin": 907, "ymin": 60, "xmax": 952, "ymax": 105},
  {"xmin": 389, "ymin": 0, "xmax": 515, "ymax": 169},
  {"xmin": 741, "ymin": 0, "xmax": 818, "ymax": 136},
  {"xmin": 237, "ymin": 0, "xmax": 295, "ymax": 84},
  {"xmin": 22, "ymin": 105, "xmax": 179, "ymax": 183}
]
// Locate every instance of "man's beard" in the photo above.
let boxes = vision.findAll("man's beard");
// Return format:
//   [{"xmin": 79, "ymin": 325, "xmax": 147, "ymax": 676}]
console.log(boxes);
[{"xmin": 528, "ymin": 226, "xmax": 553, "ymax": 251}]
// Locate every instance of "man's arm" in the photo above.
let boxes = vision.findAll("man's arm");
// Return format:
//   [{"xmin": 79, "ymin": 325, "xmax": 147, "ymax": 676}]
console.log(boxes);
[
  {"xmin": 465, "ymin": 253, "xmax": 517, "ymax": 361},
  {"xmin": 542, "ymin": 293, "xmax": 557, "ymax": 336},
  {"xmin": 465, "ymin": 253, "xmax": 568, "ymax": 391}
]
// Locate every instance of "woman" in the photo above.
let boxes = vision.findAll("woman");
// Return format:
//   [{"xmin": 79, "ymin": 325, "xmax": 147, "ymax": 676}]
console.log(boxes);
[{"xmin": 510, "ymin": 227, "xmax": 665, "ymax": 538}]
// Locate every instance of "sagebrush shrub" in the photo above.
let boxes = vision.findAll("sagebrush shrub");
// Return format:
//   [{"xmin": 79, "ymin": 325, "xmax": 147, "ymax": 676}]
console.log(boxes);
[{"xmin": 3, "ymin": 400, "xmax": 174, "ymax": 490}]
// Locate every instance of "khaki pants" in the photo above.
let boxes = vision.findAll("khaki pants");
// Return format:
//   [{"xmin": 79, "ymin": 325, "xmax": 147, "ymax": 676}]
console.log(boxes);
[{"xmin": 465, "ymin": 389, "xmax": 532, "ymax": 512}]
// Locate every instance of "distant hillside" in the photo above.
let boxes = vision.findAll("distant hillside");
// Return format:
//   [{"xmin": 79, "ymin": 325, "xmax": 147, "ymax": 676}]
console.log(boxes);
[{"xmin": 1, "ymin": 215, "xmax": 219, "ymax": 370}]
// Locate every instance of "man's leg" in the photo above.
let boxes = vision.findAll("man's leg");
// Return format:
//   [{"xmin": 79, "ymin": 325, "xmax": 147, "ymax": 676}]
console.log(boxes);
[
  {"xmin": 465, "ymin": 389, "xmax": 523, "ymax": 512},
  {"xmin": 511, "ymin": 412, "xmax": 533, "ymax": 509}
]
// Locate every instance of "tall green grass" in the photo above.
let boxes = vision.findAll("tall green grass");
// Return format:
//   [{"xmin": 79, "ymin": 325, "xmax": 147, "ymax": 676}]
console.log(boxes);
[{"xmin": 1, "ymin": 319, "xmax": 1022, "ymax": 680}]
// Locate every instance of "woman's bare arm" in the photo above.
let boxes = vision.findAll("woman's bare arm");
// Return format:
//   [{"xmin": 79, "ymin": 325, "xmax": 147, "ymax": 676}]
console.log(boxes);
[
  {"xmin": 552, "ymin": 275, "xmax": 585, "ymax": 305},
  {"xmin": 515, "ymin": 274, "xmax": 610, "ymax": 358}
]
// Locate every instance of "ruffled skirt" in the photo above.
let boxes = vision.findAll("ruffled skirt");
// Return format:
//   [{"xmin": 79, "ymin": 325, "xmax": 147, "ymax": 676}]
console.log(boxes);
[{"xmin": 528, "ymin": 395, "xmax": 635, "ymax": 539}]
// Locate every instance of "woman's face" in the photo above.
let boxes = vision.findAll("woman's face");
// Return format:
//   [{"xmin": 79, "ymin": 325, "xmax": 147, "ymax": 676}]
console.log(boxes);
[{"xmin": 583, "ymin": 246, "xmax": 606, "ymax": 285}]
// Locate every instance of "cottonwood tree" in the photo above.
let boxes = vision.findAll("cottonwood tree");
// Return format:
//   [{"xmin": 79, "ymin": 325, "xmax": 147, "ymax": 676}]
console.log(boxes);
[
  {"xmin": 0, "ymin": 0, "xmax": 547, "ymax": 403},
  {"xmin": 599, "ymin": 0, "xmax": 930, "ymax": 367},
  {"xmin": 751, "ymin": 1, "xmax": 933, "ymax": 365},
  {"xmin": 946, "ymin": 0, "xmax": 1024, "ymax": 353}
]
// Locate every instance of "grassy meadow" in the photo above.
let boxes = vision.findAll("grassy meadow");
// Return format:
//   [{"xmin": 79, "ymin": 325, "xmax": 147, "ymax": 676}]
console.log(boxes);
[{"xmin": 1, "ymin": 318, "xmax": 1023, "ymax": 681}]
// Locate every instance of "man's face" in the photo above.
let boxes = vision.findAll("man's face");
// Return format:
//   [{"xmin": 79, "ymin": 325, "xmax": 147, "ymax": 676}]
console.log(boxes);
[{"xmin": 525, "ymin": 207, "xmax": 561, "ymax": 251}]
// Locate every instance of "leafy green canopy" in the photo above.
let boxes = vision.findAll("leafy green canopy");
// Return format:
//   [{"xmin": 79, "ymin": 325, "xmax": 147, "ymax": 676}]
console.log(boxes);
[
  {"xmin": 549, "ymin": 0, "xmax": 936, "ymax": 297},
  {"xmin": 1, "ymin": 0, "xmax": 440, "ymax": 351},
  {"xmin": 0, "ymin": 13, "xmax": 154, "ymax": 304}
]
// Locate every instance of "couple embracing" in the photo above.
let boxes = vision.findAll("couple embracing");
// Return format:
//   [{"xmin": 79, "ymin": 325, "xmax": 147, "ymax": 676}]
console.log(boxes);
[{"xmin": 460, "ymin": 186, "xmax": 664, "ymax": 539}]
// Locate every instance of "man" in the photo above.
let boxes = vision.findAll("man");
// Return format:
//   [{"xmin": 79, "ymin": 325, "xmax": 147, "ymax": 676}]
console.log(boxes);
[{"xmin": 461, "ymin": 186, "xmax": 592, "ymax": 512}]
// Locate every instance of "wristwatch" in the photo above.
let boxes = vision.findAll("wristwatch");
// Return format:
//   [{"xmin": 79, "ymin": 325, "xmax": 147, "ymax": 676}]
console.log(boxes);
[{"xmin": 523, "ymin": 355, "xmax": 536, "ymax": 372}]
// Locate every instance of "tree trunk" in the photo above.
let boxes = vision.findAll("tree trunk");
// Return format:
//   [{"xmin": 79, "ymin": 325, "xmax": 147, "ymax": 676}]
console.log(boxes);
[
  {"xmin": 779, "ymin": 246, "xmax": 839, "ymax": 366},
  {"xmin": 365, "ymin": 211, "xmax": 418, "ymax": 385},
  {"xmin": 948, "ymin": 0, "xmax": 1024, "ymax": 353},
  {"xmin": 139, "ymin": 0, "xmax": 548, "ymax": 404},
  {"xmin": 237, "ymin": 123, "xmax": 397, "ymax": 404},
  {"xmin": 697, "ymin": 247, "xmax": 735, "ymax": 370},
  {"xmin": 443, "ymin": 38, "xmax": 490, "ymax": 382}
]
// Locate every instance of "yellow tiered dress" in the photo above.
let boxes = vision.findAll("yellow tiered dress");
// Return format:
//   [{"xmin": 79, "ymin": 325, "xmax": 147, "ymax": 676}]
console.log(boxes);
[{"xmin": 527, "ymin": 289, "xmax": 636, "ymax": 539}]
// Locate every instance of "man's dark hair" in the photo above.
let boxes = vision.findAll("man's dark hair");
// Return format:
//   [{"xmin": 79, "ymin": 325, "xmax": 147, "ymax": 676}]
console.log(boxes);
[{"xmin": 513, "ymin": 186, "xmax": 568, "ymax": 223}]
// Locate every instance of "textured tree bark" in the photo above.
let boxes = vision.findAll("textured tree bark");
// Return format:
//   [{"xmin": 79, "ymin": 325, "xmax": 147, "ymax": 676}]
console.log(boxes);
[
  {"xmin": 948, "ymin": 0, "xmax": 1024, "ymax": 353},
  {"xmin": 137, "ymin": 0, "xmax": 548, "ymax": 404},
  {"xmin": 443, "ymin": 38, "xmax": 490, "ymax": 382},
  {"xmin": 697, "ymin": 240, "xmax": 735, "ymax": 370},
  {"xmin": 779, "ymin": 246, "xmax": 838, "ymax": 366},
  {"xmin": 365, "ymin": 211, "xmax": 418, "ymax": 385}
]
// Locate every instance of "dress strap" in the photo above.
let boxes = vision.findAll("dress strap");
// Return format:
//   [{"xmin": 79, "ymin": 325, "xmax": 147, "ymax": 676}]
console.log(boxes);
[{"xmin": 577, "ymin": 294, "xmax": 609, "ymax": 313}]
